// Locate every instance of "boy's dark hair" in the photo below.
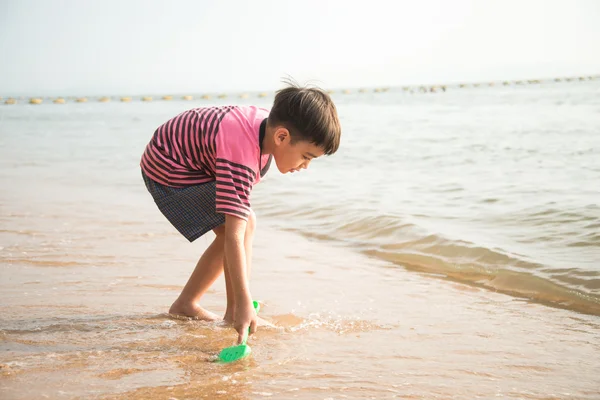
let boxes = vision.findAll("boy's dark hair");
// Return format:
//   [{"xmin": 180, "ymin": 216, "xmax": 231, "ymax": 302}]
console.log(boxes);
[{"xmin": 268, "ymin": 79, "xmax": 341, "ymax": 155}]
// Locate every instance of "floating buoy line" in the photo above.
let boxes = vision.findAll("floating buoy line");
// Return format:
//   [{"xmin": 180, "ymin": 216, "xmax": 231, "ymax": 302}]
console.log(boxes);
[{"xmin": 3, "ymin": 75, "xmax": 598, "ymax": 105}]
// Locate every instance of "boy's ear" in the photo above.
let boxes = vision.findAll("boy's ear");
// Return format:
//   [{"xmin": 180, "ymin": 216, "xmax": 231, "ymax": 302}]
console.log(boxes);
[{"xmin": 275, "ymin": 128, "xmax": 290, "ymax": 144}]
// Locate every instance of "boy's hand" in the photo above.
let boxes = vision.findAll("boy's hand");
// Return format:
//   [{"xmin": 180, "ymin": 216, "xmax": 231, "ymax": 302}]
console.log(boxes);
[{"xmin": 235, "ymin": 298, "xmax": 258, "ymax": 344}]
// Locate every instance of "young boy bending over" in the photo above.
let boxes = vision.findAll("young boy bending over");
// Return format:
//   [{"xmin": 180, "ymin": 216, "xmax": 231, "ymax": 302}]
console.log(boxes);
[{"xmin": 140, "ymin": 82, "xmax": 341, "ymax": 343}]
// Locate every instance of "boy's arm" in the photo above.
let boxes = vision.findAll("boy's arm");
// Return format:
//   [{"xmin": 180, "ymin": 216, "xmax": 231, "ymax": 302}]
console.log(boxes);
[{"xmin": 224, "ymin": 214, "xmax": 257, "ymax": 343}]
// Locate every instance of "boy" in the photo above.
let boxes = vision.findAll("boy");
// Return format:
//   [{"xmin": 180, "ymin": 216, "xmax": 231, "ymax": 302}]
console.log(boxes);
[{"xmin": 140, "ymin": 82, "xmax": 341, "ymax": 343}]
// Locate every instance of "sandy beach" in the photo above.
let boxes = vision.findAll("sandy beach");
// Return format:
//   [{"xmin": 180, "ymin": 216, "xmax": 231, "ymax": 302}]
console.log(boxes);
[
  {"xmin": 1, "ymin": 81, "xmax": 600, "ymax": 399},
  {"xmin": 2, "ymin": 0, "xmax": 600, "ymax": 397},
  {"xmin": 1, "ymin": 201, "xmax": 599, "ymax": 399}
]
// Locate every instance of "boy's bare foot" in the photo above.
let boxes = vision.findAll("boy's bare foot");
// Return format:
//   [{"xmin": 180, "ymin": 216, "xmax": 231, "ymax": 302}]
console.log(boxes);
[
  {"xmin": 168, "ymin": 300, "xmax": 220, "ymax": 321},
  {"xmin": 222, "ymin": 314, "xmax": 276, "ymax": 328},
  {"xmin": 223, "ymin": 310, "xmax": 234, "ymax": 324}
]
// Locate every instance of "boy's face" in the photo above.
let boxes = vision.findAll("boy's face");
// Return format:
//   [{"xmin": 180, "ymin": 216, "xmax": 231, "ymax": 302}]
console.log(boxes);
[{"xmin": 272, "ymin": 128, "xmax": 325, "ymax": 174}]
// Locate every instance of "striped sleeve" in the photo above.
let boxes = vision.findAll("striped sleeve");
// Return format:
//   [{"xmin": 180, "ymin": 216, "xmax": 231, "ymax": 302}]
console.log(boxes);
[
  {"xmin": 214, "ymin": 127, "xmax": 258, "ymax": 221},
  {"xmin": 215, "ymin": 158, "xmax": 255, "ymax": 220}
]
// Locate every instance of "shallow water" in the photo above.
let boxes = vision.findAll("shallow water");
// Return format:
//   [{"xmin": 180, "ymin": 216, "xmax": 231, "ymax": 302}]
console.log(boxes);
[
  {"xmin": 1, "ymin": 81, "xmax": 600, "ymax": 399},
  {"xmin": 254, "ymin": 81, "xmax": 600, "ymax": 315}
]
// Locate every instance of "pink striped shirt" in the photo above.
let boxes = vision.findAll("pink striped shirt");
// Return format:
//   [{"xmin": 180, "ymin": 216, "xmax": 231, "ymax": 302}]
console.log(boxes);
[{"xmin": 141, "ymin": 105, "xmax": 272, "ymax": 220}]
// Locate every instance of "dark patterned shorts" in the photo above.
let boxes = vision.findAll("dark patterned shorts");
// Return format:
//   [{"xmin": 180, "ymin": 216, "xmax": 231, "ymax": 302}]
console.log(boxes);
[{"xmin": 142, "ymin": 170, "xmax": 225, "ymax": 242}]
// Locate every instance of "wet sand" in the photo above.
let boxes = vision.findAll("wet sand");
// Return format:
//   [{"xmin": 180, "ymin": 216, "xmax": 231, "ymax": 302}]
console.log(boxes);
[
  {"xmin": 1, "ymin": 85, "xmax": 600, "ymax": 398},
  {"xmin": 1, "ymin": 197, "xmax": 599, "ymax": 399}
]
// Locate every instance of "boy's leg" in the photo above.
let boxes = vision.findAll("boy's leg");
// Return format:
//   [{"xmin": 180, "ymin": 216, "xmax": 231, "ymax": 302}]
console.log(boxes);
[
  {"xmin": 169, "ymin": 211, "xmax": 260, "ymax": 323},
  {"xmin": 168, "ymin": 227, "xmax": 226, "ymax": 320}
]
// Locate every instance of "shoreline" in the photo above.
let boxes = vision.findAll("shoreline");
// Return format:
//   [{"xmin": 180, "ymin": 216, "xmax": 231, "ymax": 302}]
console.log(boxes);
[
  {"xmin": 1, "ymin": 216, "xmax": 600, "ymax": 398},
  {"xmin": 255, "ymin": 218, "xmax": 600, "ymax": 319}
]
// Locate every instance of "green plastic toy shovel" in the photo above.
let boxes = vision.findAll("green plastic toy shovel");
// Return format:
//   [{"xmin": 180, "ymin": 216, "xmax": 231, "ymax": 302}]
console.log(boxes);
[{"xmin": 217, "ymin": 300, "xmax": 261, "ymax": 363}]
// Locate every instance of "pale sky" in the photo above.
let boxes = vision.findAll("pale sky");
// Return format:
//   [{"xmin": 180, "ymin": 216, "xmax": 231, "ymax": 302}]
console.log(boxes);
[{"xmin": 1, "ymin": 0, "xmax": 599, "ymax": 96}]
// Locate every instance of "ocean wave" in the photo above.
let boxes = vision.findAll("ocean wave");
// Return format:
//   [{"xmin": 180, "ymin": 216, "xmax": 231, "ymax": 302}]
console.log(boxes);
[{"xmin": 258, "ymin": 207, "xmax": 600, "ymax": 316}]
